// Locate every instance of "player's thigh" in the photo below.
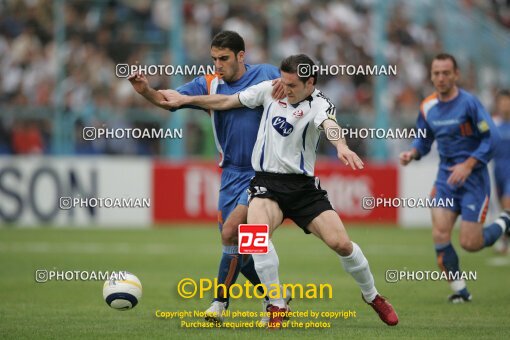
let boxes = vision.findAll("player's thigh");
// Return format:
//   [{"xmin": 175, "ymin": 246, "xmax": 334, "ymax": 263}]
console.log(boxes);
[
  {"xmin": 495, "ymin": 168, "xmax": 510, "ymax": 210},
  {"xmin": 247, "ymin": 198, "xmax": 283, "ymax": 236},
  {"xmin": 459, "ymin": 167, "xmax": 490, "ymax": 224},
  {"xmin": 221, "ymin": 204, "xmax": 248, "ymax": 245},
  {"xmin": 307, "ymin": 210, "xmax": 352, "ymax": 255},
  {"xmin": 459, "ymin": 220, "xmax": 484, "ymax": 251},
  {"xmin": 502, "ymin": 196, "xmax": 510, "ymax": 211},
  {"xmin": 431, "ymin": 208, "xmax": 458, "ymax": 243},
  {"xmin": 500, "ymin": 178, "xmax": 510, "ymax": 210}
]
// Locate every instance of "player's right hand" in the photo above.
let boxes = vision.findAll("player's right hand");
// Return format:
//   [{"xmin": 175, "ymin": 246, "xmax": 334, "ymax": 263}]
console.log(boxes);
[
  {"xmin": 338, "ymin": 144, "xmax": 364, "ymax": 170},
  {"xmin": 399, "ymin": 151, "xmax": 414, "ymax": 166},
  {"xmin": 158, "ymin": 89, "xmax": 188, "ymax": 109},
  {"xmin": 127, "ymin": 72, "xmax": 149, "ymax": 94}
]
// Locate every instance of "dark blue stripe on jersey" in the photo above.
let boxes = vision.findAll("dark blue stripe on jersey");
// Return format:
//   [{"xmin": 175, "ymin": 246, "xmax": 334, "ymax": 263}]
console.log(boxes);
[
  {"xmin": 302, "ymin": 123, "xmax": 309, "ymax": 150},
  {"xmin": 300, "ymin": 152, "xmax": 307, "ymax": 175},
  {"xmin": 259, "ymin": 103, "xmax": 273, "ymax": 171}
]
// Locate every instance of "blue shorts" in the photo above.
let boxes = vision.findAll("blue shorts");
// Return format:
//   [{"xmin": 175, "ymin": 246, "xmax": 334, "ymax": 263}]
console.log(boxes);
[
  {"xmin": 217, "ymin": 167, "xmax": 254, "ymax": 230},
  {"xmin": 494, "ymin": 166, "xmax": 510, "ymax": 199},
  {"xmin": 432, "ymin": 166, "xmax": 490, "ymax": 223}
]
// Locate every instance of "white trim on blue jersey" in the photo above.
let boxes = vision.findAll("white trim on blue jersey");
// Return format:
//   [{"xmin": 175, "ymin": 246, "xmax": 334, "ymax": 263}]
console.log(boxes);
[{"xmin": 208, "ymin": 77, "xmax": 225, "ymax": 167}]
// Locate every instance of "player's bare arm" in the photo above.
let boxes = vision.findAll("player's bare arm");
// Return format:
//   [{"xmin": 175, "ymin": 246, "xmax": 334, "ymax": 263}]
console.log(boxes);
[
  {"xmin": 158, "ymin": 89, "xmax": 243, "ymax": 110},
  {"xmin": 399, "ymin": 148, "xmax": 420, "ymax": 166},
  {"xmin": 127, "ymin": 72, "xmax": 169, "ymax": 109},
  {"xmin": 322, "ymin": 119, "xmax": 364, "ymax": 170}
]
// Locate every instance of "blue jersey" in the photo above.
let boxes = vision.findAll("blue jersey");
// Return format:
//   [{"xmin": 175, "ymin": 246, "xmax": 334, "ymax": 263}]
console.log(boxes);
[
  {"xmin": 175, "ymin": 64, "xmax": 280, "ymax": 169},
  {"xmin": 411, "ymin": 89, "xmax": 499, "ymax": 170},
  {"xmin": 494, "ymin": 121, "xmax": 510, "ymax": 170},
  {"xmin": 493, "ymin": 121, "xmax": 510, "ymax": 198}
]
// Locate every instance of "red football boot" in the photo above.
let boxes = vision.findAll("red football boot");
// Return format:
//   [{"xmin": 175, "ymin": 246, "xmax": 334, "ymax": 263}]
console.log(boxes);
[{"xmin": 363, "ymin": 294, "xmax": 399, "ymax": 326}]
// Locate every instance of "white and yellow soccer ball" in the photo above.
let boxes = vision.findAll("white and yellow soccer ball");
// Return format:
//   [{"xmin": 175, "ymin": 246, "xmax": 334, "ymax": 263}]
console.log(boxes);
[{"xmin": 103, "ymin": 272, "xmax": 142, "ymax": 310}]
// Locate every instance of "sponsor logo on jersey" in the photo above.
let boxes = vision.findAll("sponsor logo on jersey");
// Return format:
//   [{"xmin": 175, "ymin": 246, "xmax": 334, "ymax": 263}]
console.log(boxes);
[
  {"xmin": 477, "ymin": 120, "xmax": 490, "ymax": 133},
  {"xmin": 272, "ymin": 116, "xmax": 294, "ymax": 136},
  {"xmin": 278, "ymin": 100, "xmax": 287, "ymax": 108},
  {"xmin": 431, "ymin": 118, "xmax": 459, "ymax": 127},
  {"xmin": 292, "ymin": 109, "xmax": 304, "ymax": 118}
]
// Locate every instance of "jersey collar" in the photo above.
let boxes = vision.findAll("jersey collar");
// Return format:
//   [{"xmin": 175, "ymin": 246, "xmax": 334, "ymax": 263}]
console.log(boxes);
[{"xmin": 290, "ymin": 88, "xmax": 317, "ymax": 108}]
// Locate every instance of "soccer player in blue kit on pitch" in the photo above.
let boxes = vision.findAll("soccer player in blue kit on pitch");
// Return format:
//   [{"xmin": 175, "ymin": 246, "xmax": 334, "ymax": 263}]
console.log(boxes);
[
  {"xmin": 128, "ymin": 31, "xmax": 289, "ymax": 323},
  {"xmin": 493, "ymin": 89, "xmax": 510, "ymax": 253},
  {"xmin": 400, "ymin": 53, "xmax": 510, "ymax": 303}
]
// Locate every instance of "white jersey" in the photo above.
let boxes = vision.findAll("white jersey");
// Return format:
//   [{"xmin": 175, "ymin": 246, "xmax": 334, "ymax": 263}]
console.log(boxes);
[{"xmin": 239, "ymin": 80, "xmax": 336, "ymax": 176}]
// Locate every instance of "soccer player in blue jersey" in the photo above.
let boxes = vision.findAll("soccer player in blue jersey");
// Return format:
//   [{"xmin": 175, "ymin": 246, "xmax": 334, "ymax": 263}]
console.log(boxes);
[
  {"xmin": 128, "ymin": 31, "xmax": 287, "ymax": 322},
  {"xmin": 400, "ymin": 53, "xmax": 510, "ymax": 303},
  {"xmin": 493, "ymin": 90, "xmax": 510, "ymax": 253}
]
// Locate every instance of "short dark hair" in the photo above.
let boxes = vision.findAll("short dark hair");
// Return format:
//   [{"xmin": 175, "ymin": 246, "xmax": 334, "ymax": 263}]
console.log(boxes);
[
  {"xmin": 433, "ymin": 53, "xmax": 458, "ymax": 70},
  {"xmin": 496, "ymin": 89, "xmax": 510, "ymax": 99},
  {"xmin": 280, "ymin": 54, "xmax": 318, "ymax": 85},
  {"xmin": 211, "ymin": 31, "xmax": 245, "ymax": 55}
]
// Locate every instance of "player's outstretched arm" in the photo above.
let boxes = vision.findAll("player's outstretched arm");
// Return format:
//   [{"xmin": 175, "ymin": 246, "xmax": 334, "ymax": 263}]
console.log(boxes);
[
  {"xmin": 399, "ymin": 149, "xmax": 419, "ymax": 166},
  {"xmin": 322, "ymin": 119, "xmax": 364, "ymax": 170},
  {"xmin": 158, "ymin": 90, "xmax": 243, "ymax": 111},
  {"xmin": 127, "ymin": 73, "xmax": 168, "ymax": 109}
]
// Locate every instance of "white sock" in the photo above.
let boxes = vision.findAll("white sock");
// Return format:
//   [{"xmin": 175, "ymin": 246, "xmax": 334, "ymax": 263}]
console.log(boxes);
[
  {"xmin": 339, "ymin": 242, "xmax": 378, "ymax": 302},
  {"xmin": 253, "ymin": 240, "xmax": 285, "ymax": 308},
  {"xmin": 449, "ymin": 279, "xmax": 466, "ymax": 292}
]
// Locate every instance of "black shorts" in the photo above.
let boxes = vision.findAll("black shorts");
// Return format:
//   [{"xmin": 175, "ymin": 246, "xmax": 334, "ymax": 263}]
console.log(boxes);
[{"xmin": 247, "ymin": 172, "xmax": 334, "ymax": 234}]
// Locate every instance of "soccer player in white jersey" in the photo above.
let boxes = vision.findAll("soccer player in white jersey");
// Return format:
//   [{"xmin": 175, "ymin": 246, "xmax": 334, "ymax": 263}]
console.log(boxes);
[{"xmin": 160, "ymin": 54, "xmax": 399, "ymax": 329}]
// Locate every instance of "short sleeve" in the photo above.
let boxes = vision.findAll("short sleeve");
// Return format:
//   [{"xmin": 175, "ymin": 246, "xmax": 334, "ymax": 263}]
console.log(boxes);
[
  {"xmin": 313, "ymin": 99, "xmax": 337, "ymax": 129},
  {"xmin": 169, "ymin": 76, "xmax": 208, "ymax": 112},
  {"xmin": 238, "ymin": 80, "xmax": 273, "ymax": 109},
  {"xmin": 175, "ymin": 76, "xmax": 207, "ymax": 96}
]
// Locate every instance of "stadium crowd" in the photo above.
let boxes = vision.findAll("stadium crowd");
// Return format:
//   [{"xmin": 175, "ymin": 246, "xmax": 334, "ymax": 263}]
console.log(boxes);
[{"xmin": 0, "ymin": 0, "xmax": 508, "ymax": 156}]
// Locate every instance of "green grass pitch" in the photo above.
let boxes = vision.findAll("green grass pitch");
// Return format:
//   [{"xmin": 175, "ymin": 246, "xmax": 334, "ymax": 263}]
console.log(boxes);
[{"xmin": 0, "ymin": 225, "xmax": 509, "ymax": 339}]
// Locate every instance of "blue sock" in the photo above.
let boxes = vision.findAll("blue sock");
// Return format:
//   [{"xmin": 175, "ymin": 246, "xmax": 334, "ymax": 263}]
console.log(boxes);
[
  {"xmin": 457, "ymin": 287, "xmax": 470, "ymax": 298},
  {"xmin": 435, "ymin": 242, "xmax": 460, "ymax": 274},
  {"xmin": 435, "ymin": 242, "xmax": 470, "ymax": 297},
  {"xmin": 482, "ymin": 219, "xmax": 506, "ymax": 247},
  {"xmin": 215, "ymin": 245, "xmax": 242, "ymax": 306},
  {"xmin": 240, "ymin": 255, "xmax": 269, "ymax": 301}
]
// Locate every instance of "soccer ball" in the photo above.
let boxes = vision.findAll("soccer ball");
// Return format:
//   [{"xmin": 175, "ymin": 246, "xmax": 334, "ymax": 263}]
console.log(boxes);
[{"xmin": 103, "ymin": 272, "xmax": 142, "ymax": 310}]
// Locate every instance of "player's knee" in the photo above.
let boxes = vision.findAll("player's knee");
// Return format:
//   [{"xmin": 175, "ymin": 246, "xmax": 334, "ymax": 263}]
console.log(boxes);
[
  {"xmin": 432, "ymin": 227, "xmax": 451, "ymax": 244},
  {"xmin": 459, "ymin": 237, "xmax": 481, "ymax": 252},
  {"xmin": 221, "ymin": 223, "xmax": 238, "ymax": 246},
  {"xmin": 328, "ymin": 239, "xmax": 352, "ymax": 256}
]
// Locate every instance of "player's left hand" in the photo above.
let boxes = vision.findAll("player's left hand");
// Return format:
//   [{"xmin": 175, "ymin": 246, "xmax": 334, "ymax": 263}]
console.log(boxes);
[
  {"xmin": 447, "ymin": 162, "xmax": 472, "ymax": 186},
  {"xmin": 337, "ymin": 144, "xmax": 364, "ymax": 170},
  {"xmin": 158, "ymin": 89, "xmax": 187, "ymax": 109},
  {"xmin": 271, "ymin": 78, "xmax": 285, "ymax": 100}
]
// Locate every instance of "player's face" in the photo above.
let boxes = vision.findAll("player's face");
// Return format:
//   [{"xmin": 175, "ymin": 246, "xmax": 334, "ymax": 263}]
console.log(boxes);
[
  {"xmin": 281, "ymin": 71, "xmax": 315, "ymax": 104},
  {"xmin": 430, "ymin": 59, "xmax": 458, "ymax": 96},
  {"xmin": 496, "ymin": 95, "xmax": 510, "ymax": 120},
  {"xmin": 210, "ymin": 47, "xmax": 245, "ymax": 82}
]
